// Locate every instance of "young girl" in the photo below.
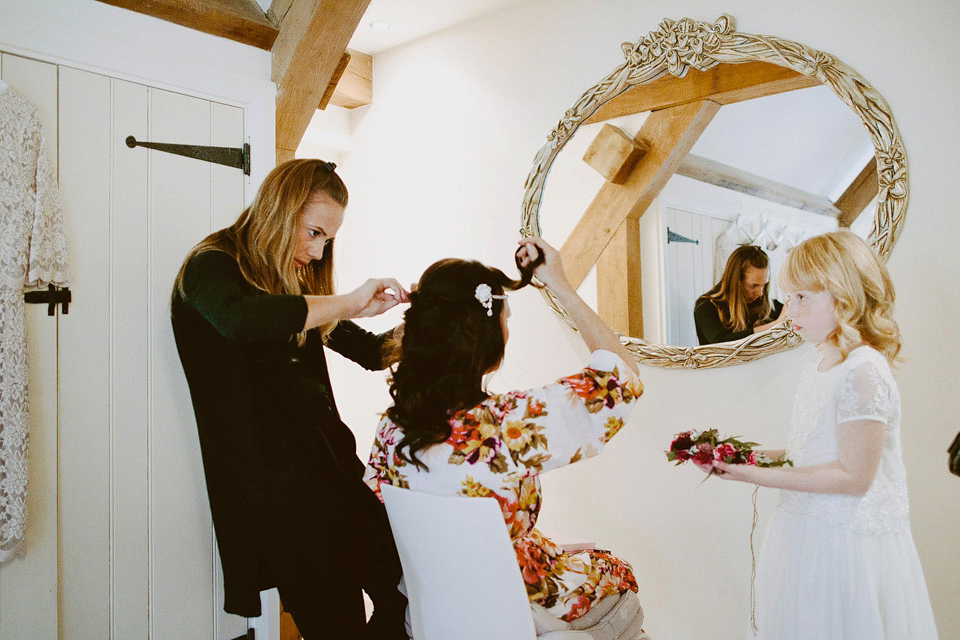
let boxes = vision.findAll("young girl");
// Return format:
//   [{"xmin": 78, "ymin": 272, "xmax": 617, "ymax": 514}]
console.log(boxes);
[
  {"xmin": 364, "ymin": 237, "xmax": 645, "ymax": 629},
  {"xmin": 703, "ymin": 230, "xmax": 938, "ymax": 638}
]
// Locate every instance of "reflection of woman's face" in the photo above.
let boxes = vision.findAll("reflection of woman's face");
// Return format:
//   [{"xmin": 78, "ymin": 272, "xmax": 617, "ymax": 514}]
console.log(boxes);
[{"xmin": 741, "ymin": 266, "xmax": 768, "ymax": 303}]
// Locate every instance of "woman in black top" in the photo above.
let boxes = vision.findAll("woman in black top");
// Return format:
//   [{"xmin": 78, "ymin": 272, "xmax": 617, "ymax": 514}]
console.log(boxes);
[
  {"xmin": 694, "ymin": 244, "xmax": 786, "ymax": 345},
  {"xmin": 171, "ymin": 159, "xmax": 408, "ymax": 638}
]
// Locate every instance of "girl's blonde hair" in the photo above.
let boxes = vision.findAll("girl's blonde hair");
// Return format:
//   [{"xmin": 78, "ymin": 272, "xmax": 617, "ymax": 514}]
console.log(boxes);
[
  {"xmin": 703, "ymin": 245, "xmax": 774, "ymax": 332},
  {"xmin": 173, "ymin": 159, "xmax": 347, "ymax": 342},
  {"xmin": 779, "ymin": 230, "xmax": 900, "ymax": 363}
]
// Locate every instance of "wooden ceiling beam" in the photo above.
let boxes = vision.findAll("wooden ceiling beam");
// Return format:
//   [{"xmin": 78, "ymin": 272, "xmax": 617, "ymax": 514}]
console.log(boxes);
[
  {"xmin": 267, "ymin": 0, "xmax": 296, "ymax": 24},
  {"xmin": 585, "ymin": 61, "xmax": 820, "ymax": 124},
  {"xmin": 560, "ymin": 99, "xmax": 720, "ymax": 288},
  {"xmin": 94, "ymin": 0, "xmax": 279, "ymax": 50},
  {"xmin": 677, "ymin": 154, "xmax": 840, "ymax": 216},
  {"xmin": 329, "ymin": 50, "xmax": 373, "ymax": 109},
  {"xmin": 272, "ymin": 0, "xmax": 371, "ymax": 163},
  {"xmin": 318, "ymin": 51, "xmax": 353, "ymax": 111},
  {"xmin": 835, "ymin": 157, "xmax": 878, "ymax": 227}
]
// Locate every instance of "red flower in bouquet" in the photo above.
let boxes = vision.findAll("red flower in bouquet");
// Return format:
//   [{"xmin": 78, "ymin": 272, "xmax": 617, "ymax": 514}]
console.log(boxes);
[{"xmin": 666, "ymin": 429, "xmax": 792, "ymax": 470}]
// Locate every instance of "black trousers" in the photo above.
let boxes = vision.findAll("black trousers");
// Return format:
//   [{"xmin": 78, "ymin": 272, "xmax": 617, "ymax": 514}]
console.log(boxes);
[{"xmin": 268, "ymin": 484, "xmax": 407, "ymax": 640}]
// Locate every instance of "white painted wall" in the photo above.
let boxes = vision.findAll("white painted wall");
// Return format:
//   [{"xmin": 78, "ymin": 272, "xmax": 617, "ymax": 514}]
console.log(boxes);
[{"xmin": 325, "ymin": 1, "xmax": 960, "ymax": 638}]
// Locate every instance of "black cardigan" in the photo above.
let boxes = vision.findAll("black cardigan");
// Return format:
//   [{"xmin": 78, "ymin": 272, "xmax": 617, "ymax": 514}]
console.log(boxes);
[
  {"xmin": 171, "ymin": 249, "xmax": 396, "ymax": 616},
  {"xmin": 694, "ymin": 296, "xmax": 783, "ymax": 345}
]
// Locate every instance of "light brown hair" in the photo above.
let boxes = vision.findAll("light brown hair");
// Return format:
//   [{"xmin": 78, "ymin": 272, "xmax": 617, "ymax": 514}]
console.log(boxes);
[
  {"xmin": 173, "ymin": 159, "xmax": 347, "ymax": 341},
  {"xmin": 779, "ymin": 230, "xmax": 900, "ymax": 363},
  {"xmin": 703, "ymin": 245, "xmax": 773, "ymax": 332}
]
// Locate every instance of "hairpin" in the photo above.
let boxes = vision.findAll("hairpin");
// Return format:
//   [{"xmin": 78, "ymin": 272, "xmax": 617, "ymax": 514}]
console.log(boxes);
[
  {"xmin": 475, "ymin": 283, "xmax": 507, "ymax": 316},
  {"xmin": 322, "ymin": 161, "xmax": 337, "ymax": 172}
]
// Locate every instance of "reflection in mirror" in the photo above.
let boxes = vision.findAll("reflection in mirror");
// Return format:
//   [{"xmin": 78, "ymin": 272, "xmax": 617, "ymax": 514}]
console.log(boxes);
[
  {"xmin": 539, "ymin": 84, "xmax": 876, "ymax": 347},
  {"xmin": 522, "ymin": 15, "xmax": 907, "ymax": 368}
]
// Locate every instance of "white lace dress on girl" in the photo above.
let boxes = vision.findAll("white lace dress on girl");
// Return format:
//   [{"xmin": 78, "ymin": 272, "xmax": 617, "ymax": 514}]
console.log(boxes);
[
  {"xmin": 752, "ymin": 346, "xmax": 938, "ymax": 639},
  {"xmin": 0, "ymin": 83, "xmax": 69, "ymax": 560}
]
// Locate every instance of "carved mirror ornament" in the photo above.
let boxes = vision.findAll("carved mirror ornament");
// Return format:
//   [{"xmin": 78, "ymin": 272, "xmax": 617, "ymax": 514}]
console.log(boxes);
[{"xmin": 521, "ymin": 14, "xmax": 907, "ymax": 368}]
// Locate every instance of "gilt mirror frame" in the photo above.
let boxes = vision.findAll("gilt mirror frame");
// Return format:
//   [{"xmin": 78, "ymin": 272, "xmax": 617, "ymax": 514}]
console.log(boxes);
[{"xmin": 520, "ymin": 14, "xmax": 907, "ymax": 368}]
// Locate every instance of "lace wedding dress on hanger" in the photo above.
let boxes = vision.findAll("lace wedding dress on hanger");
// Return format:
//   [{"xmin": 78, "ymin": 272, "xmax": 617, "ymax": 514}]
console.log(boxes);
[{"xmin": 0, "ymin": 83, "xmax": 69, "ymax": 560}]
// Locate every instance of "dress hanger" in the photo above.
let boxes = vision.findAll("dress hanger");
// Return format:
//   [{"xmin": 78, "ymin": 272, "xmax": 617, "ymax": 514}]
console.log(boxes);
[
  {"xmin": 723, "ymin": 211, "xmax": 755, "ymax": 244},
  {"xmin": 773, "ymin": 224, "xmax": 790, "ymax": 251},
  {"xmin": 753, "ymin": 215, "xmax": 778, "ymax": 252}
]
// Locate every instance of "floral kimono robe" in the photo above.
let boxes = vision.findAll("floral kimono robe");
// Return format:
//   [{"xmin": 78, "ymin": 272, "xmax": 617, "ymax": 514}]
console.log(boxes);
[{"xmin": 364, "ymin": 350, "xmax": 643, "ymax": 621}]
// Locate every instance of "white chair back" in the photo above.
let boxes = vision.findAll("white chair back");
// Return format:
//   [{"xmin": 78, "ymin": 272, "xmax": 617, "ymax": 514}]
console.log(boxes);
[{"xmin": 380, "ymin": 484, "xmax": 538, "ymax": 640}]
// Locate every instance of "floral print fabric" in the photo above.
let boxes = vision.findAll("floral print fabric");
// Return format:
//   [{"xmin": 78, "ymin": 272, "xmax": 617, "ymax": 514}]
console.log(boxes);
[{"xmin": 364, "ymin": 350, "xmax": 642, "ymax": 621}]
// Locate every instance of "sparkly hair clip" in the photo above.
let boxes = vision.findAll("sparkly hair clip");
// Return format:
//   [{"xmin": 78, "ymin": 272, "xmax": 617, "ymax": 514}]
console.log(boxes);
[{"xmin": 475, "ymin": 283, "xmax": 507, "ymax": 317}]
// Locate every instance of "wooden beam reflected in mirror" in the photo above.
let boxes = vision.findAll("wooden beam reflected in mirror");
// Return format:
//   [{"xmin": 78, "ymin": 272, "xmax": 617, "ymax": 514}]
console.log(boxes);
[
  {"xmin": 582, "ymin": 123, "xmax": 648, "ymax": 184},
  {"xmin": 559, "ymin": 100, "xmax": 720, "ymax": 289},
  {"xmin": 836, "ymin": 157, "xmax": 879, "ymax": 227},
  {"xmin": 585, "ymin": 61, "xmax": 820, "ymax": 125},
  {"xmin": 676, "ymin": 154, "xmax": 841, "ymax": 216},
  {"xmin": 597, "ymin": 220, "xmax": 644, "ymax": 337}
]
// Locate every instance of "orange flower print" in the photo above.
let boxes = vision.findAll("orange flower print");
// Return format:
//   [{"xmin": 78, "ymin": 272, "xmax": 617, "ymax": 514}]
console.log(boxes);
[
  {"xmin": 566, "ymin": 595, "xmax": 592, "ymax": 621},
  {"xmin": 525, "ymin": 397, "xmax": 547, "ymax": 418},
  {"xmin": 516, "ymin": 541, "xmax": 551, "ymax": 586},
  {"xmin": 562, "ymin": 368, "xmax": 642, "ymax": 414},
  {"xmin": 561, "ymin": 374, "xmax": 598, "ymax": 399},
  {"xmin": 448, "ymin": 412, "xmax": 508, "ymax": 471}
]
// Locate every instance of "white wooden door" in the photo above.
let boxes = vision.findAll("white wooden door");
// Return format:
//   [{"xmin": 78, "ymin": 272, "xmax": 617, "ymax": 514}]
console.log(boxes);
[
  {"xmin": 663, "ymin": 206, "xmax": 729, "ymax": 346},
  {"xmin": 0, "ymin": 52, "xmax": 248, "ymax": 639}
]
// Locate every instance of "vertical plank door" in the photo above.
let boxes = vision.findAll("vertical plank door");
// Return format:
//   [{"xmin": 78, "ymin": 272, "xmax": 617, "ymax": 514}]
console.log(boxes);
[
  {"xmin": 0, "ymin": 50, "xmax": 253, "ymax": 640},
  {"xmin": 664, "ymin": 206, "xmax": 728, "ymax": 346}
]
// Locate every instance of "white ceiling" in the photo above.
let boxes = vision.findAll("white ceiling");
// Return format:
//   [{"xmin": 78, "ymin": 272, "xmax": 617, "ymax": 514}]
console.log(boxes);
[
  {"xmin": 302, "ymin": 2, "xmax": 872, "ymax": 213},
  {"xmin": 254, "ymin": 0, "xmax": 528, "ymax": 54},
  {"xmin": 347, "ymin": 0, "xmax": 531, "ymax": 53}
]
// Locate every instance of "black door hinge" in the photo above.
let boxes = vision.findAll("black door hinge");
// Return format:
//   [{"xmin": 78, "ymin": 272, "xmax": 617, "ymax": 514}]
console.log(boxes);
[{"xmin": 126, "ymin": 135, "xmax": 250, "ymax": 175}]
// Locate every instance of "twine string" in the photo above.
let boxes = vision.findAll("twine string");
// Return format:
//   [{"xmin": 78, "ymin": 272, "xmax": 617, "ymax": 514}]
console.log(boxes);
[{"xmin": 750, "ymin": 484, "xmax": 760, "ymax": 635}]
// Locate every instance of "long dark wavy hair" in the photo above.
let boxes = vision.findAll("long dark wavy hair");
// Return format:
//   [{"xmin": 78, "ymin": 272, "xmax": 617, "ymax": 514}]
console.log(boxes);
[{"xmin": 388, "ymin": 250, "xmax": 542, "ymax": 469}]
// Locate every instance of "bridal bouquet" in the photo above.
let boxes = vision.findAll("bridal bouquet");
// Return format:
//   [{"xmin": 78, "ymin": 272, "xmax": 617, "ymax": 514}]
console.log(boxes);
[{"xmin": 666, "ymin": 429, "xmax": 792, "ymax": 468}]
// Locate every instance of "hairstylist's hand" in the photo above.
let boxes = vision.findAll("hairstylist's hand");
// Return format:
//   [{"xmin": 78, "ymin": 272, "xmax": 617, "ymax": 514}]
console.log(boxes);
[
  {"xmin": 517, "ymin": 237, "xmax": 569, "ymax": 292},
  {"xmin": 350, "ymin": 278, "xmax": 410, "ymax": 318},
  {"xmin": 754, "ymin": 299, "xmax": 789, "ymax": 333}
]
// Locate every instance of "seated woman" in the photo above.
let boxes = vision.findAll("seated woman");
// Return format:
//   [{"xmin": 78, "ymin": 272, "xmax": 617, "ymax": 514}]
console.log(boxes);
[
  {"xmin": 363, "ymin": 237, "xmax": 643, "ymax": 626},
  {"xmin": 694, "ymin": 244, "xmax": 786, "ymax": 345}
]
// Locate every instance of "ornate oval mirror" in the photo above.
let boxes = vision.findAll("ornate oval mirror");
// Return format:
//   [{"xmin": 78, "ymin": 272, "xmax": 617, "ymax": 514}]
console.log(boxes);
[{"xmin": 521, "ymin": 14, "xmax": 907, "ymax": 368}]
